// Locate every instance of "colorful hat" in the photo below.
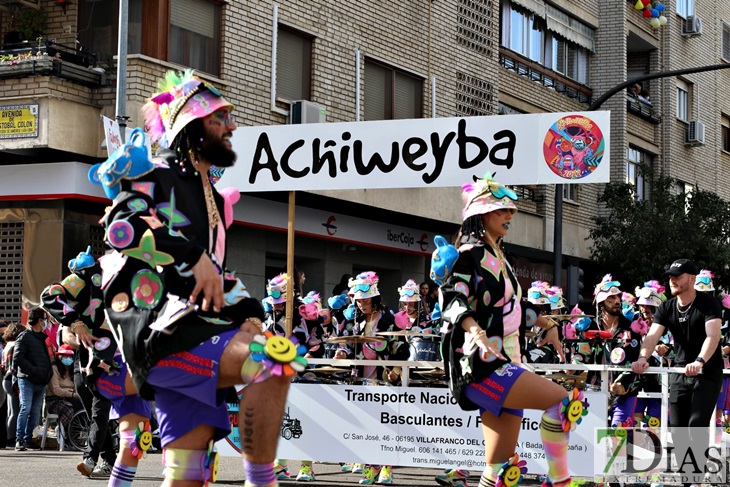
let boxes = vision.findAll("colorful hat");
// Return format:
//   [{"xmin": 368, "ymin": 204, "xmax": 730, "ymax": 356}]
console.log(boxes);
[
  {"xmin": 398, "ymin": 279, "xmax": 420, "ymax": 303},
  {"xmin": 68, "ymin": 246, "xmax": 95, "ymax": 273},
  {"xmin": 594, "ymin": 274, "xmax": 622, "ymax": 304},
  {"xmin": 142, "ymin": 69, "xmax": 233, "ymax": 149},
  {"xmin": 348, "ymin": 271, "xmax": 380, "ymax": 300},
  {"xmin": 461, "ymin": 173, "xmax": 518, "ymax": 221},
  {"xmin": 547, "ymin": 286, "xmax": 565, "ymax": 310},
  {"xmin": 302, "ymin": 291, "xmax": 321, "ymax": 305},
  {"xmin": 527, "ymin": 281, "xmax": 551, "ymax": 305},
  {"xmin": 694, "ymin": 269, "xmax": 715, "ymax": 292},
  {"xmin": 635, "ymin": 280, "xmax": 665, "ymax": 307},
  {"xmin": 266, "ymin": 273, "xmax": 289, "ymax": 305}
]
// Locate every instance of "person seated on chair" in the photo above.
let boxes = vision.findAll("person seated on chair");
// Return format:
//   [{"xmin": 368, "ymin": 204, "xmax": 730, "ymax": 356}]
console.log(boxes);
[{"xmin": 45, "ymin": 344, "xmax": 84, "ymax": 446}]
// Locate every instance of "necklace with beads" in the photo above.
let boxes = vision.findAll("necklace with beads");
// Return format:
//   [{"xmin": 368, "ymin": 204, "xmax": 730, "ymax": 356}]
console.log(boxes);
[{"xmin": 189, "ymin": 150, "xmax": 220, "ymax": 229}]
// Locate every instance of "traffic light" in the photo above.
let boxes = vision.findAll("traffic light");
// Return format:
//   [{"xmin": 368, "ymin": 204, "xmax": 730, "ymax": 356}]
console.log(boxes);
[{"xmin": 567, "ymin": 265, "xmax": 584, "ymax": 305}]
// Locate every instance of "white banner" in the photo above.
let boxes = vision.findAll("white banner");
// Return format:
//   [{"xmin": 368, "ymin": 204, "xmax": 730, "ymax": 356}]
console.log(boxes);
[
  {"xmin": 216, "ymin": 384, "xmax": 605, "ymax": 477},
  {"xmin": 221, "ymin": 111, "xmax": 611, "ymax": 192},
  {"xmin": 233, "ymin": 195, "xmax": 437, "ymax": 255},
  {"xmin": 102, "ymin": 115, "xmax": 123, "ymax": 155}
]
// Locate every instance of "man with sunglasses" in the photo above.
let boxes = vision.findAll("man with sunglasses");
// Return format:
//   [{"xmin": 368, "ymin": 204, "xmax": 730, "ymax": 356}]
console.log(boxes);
[
  {"xmin": 633, "ymin": 259, "xmax": 723, "ymax": 487},
  {"xmin": 90, "ymin": 70, "xmax": 297, "ymax": 487}
]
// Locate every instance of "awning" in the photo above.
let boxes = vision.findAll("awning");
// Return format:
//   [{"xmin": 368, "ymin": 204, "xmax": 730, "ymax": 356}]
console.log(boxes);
[
  {"xmin": 545, "ymin": 4, "xmax": 595, "ymax": 52},
  {"xmin": 511, "ymin": 0, "xmax": 545, "ymax": 18}
]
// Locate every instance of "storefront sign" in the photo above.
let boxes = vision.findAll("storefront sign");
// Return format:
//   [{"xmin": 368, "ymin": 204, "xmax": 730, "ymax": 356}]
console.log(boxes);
[
  {"xmin": 0, "ymin": 104, "xmax": 38, "ymax": 139},
  {"xmin": 221, "ymin": 111, "xmax": 611, "ymax": 191},
  {"xmin": 216, "ymin": 384, "xmax": 604, "ymax": 476}
]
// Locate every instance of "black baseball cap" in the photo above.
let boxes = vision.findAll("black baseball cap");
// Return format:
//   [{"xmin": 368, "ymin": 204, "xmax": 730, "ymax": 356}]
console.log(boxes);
[{"xmin": 662, "ymin": 259, "xmax": 699, "ymax": 277}]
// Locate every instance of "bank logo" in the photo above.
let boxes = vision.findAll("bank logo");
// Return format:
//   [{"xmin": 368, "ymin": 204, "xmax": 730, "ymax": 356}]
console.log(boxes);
[
  {"xmin": 322, "ymin": 216, "xmax": 337, "ymax": 236},
  {"xmin": 543, "ymin": 115, "xmax": 605, "ymax": 180},
  {"xmin": 417, "ymin": 234, "xmax": 429, "ymax": 252},
  {"xmin": 594, "ymin": 426, "xmax": 729, "ymax": 485}
]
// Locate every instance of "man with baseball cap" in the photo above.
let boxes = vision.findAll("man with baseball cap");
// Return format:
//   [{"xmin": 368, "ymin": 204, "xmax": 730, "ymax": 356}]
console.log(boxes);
[{"xmin": 633, "ymin": 258, "xmax": 723, "ymax": 486}]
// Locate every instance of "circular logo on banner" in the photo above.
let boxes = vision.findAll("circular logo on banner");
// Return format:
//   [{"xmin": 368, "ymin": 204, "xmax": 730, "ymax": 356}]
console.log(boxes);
[{"xmin": 543, "ymin": 115, "xmax": 605, "ymax": 180}]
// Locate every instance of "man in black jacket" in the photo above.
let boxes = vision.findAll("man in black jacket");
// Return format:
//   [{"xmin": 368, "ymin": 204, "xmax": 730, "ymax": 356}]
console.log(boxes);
[{"xmin": 13, "ymin": 307, "xmax": 52, "ymax": 451}]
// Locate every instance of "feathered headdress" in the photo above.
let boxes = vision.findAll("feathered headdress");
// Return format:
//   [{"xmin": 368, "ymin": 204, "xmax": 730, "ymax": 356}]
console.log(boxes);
[
  {"xmin": 461, "ymin": 173, "xmax": 518, "ymax": 220},
  {"xmin": 142, "ymin": 69, "xmax": 233, "ymax": 149}
]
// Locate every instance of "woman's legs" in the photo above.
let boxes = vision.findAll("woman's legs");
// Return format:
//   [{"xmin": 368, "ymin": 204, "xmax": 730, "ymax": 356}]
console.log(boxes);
[{"xmin": 110, "ymin": 412, "xmax": 149, "ymax": 487}]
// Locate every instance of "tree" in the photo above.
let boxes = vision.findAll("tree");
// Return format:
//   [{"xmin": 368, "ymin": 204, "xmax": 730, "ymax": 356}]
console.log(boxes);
[{"xmin": 589, "ymin": 169, "xmax": 730, "ymax": 293}]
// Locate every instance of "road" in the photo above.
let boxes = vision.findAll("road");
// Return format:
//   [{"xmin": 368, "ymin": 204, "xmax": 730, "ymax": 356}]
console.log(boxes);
[{"xmin": 0, "ymin": 449, "xmax": 472, "ymax": 486}]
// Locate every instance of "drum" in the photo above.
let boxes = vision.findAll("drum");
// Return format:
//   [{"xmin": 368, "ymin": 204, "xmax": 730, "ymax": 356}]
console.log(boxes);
[{"xmin": 408, "ymin": 340, "xmax": 441, "ymax": 362}]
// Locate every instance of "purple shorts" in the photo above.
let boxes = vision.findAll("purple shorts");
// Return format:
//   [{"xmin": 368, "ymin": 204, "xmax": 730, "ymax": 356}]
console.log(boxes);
[
  {"xmin": 95, "ymin": 362, "xmax": 152, "ymax": 421},
  {"xmin": 717, "ymin": 377, "xmax": 730, "ymax": 414},
  {"xmin": 463, "ymin": 363, "xmax": 525, "ymax": 417},
  {"xmin": 610, "ymin": 395, "xmax": 637, "ymax": 427},
  {"xmin": 634, "ymin": 397, "xmax": 662, "ymax": 421},
  {"xmin": 146, "ymin": 329, "xmax": 238, "ymax": 448}
]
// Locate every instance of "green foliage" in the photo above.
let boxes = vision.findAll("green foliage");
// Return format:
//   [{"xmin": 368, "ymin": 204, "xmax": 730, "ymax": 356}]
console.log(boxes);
[
  {"xmin": 589, "ymin": 168, "xmax": 730, "ymax": 292},
  {"xmin": 17, "ymin": 8, "xmax": 46, "ymax": 42}
]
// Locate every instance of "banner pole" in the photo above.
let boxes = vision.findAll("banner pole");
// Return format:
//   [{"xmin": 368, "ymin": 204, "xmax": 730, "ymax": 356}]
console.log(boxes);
[{"xmin": 285, "ymin": 190, "xmax": 296, "ymax": 337}]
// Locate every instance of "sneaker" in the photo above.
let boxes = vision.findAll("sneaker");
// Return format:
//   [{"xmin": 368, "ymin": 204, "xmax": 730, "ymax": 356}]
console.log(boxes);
[
  {"xmin": 435, "ymin": 469, "xmax": 469, "ymax": 486},
  {"xmin": 377, "ymin": 466, "xmax": 393, "ymax": 484},
  {"xmin": 353, "ymin": 463, "xmax": 365, "ymax": 474},
  {"xmin": 24, "ymin": 440, "xmax": 42, "ymax": 451},
  {"xmin": 77, "ymin": 458, "xmax": 96, "ymax": 477},
  {"xmin": 360, "ymin": 466, "xmax": 382, "ymax": 485},
  {"xmin": 91, "ymin": 460, "xmax": 112, "ymax": 478},
  {"xmin": 14, "ymin": 441, "xmax": 26, "ymax": 452},
  {"xmin": 297, "ymin": 464, "xmax": 315, "ymax": 482},
  {"xmin": 274, "ymin": 463, "xmax": 291, "ymax": 480}
]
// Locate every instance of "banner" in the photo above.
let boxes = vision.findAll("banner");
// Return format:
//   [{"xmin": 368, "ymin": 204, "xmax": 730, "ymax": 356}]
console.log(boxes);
[
  {"xmin": 220, "ymin": 111, "xmax": 611, "ymax": 192},
  {"xmin": 216, "ymin": 384, "xmax": 605, "ymax": 477}
]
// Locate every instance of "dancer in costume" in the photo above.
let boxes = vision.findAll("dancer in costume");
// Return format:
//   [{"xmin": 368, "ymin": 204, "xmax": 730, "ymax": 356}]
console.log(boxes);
[
  {"xmin": 394, "ymin": 279, "xmax": 441, "ymax": 363},
  {"xmin": 42, "ymin": 247, "xmax": 153, "ymax": 486},
  {"xmin": 436, "ymin": 173, "xmax": 588, "ymax": 487},
  {"xmin": 89, "ymin": 70, "xmax": 301, "ymax": 487}
]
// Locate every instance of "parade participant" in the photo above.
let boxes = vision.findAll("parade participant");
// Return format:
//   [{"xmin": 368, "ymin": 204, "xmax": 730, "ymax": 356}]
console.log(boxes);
[
  {"xmin": 42, "ymin": 247, "xmax": 153, "ymax": 484},
  {"xmin": 523, "ymin": 282, "xmax": 565, "ymax": 364},
  {"xmin": 718, "ymin": 293, "xmax": 730, "ymax": 426},
  {"xmin": 394, "ymin": 279, "xmax": 432, "ymax": 332},
  {"xmin": 632, "ymin": 281, "xmax": 666, "ymax": 427},
  {"xmin": 633, "ymin": 259, "xmax": 723, "ymax": 486},
  {"xmin": 334, "ymin": 271, "xmax": 400, "ymax": 485},
  {"xmin": 438, "ymin": 174, "xmax": 588, "ymax": 487},
  {"xmin": 264, "ymin": 273, "xmax": 290, "ymax": 337},
  {"xmin": 90, "ymin": 69, "xmax": 301, "ymax": 487}
]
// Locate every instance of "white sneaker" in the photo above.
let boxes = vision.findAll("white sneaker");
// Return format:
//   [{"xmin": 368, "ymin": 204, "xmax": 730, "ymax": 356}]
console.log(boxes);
[
  {"xmin": 91, "ymin": 460, "xmax": 112, "ymax": 478},
  {"xmin": 76, "ymin": 458, "xmax": 96, "ymax": 477}
]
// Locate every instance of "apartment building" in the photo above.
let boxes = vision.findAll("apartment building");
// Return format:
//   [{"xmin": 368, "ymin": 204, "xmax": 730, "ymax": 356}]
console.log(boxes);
[{"xmin": 0, "ymin": 0, "xmax": 728, "ymax": 319}]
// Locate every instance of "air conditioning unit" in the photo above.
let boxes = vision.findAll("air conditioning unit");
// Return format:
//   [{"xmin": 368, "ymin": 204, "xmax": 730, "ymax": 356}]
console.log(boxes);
[
  {"xmin": 290, "ymin": 100, "xmax": 326, "ymax": 124},
  {"xmin": 686, "ymin": 120, "xmax": 705, "ymax": 146},
  {"xmin": 681, "ymin": 15, "xmax": 703, "ymax": 37}
]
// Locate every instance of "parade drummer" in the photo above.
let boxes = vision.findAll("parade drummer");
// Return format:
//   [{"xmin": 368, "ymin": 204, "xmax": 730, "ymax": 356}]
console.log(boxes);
[{"xmin": 436, "ymin": 173, "xmax": 589, "ymax": 487}]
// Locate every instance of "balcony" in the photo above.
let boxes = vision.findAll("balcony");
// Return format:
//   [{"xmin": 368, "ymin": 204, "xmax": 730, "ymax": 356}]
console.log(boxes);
[
  {"xmin": 626, "ymin": 95, "xmax": 661, "ymax": 124},
  {"xmin": 499, "ymin": 48, "xmax": 593, "ymax": 105},
  {"xmin": 0, "ymin": 41, "xmax": 105, "ymax": 88}
]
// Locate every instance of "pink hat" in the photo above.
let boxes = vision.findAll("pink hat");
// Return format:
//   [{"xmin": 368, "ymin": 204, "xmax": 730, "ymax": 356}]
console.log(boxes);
[
  {"xmin": 461, "ymin": 173, "xmax": 518, "ymax": 220},
  {"xmin": 142, "ymin": 69, "xmax": 233, "ymax": 149},
  {"xmin": 348, "ymin": 272, "xmax": 380, "ymax": 300},
  {"xmin": 266, "ymin": 273, "xmax": 289, "ymax": 305},
  {"xmin": 398, "ymin": 279, "xmax": 420, "ymax": 303},
  {"xmin": 635, "ymin": 280, "xmax": 665, "ymax": 307}
]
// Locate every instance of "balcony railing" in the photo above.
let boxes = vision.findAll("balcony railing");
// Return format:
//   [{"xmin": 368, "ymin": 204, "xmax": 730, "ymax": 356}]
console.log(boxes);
[
  {"xmin": 626, "ymin": 95, "xmax": 661, "ymax": 124},
  {"xmin": 0, "ymin": 41, "xmax": 104, "ymax": 87},
  {"xmin": 499, "ymin": 48, "xmax": 593, "ymax": 105}
]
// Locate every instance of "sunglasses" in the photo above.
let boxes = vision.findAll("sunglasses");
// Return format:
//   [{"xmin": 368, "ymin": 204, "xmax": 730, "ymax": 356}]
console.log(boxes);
[
  {"xmin": 269, "ymin": 289, "xmax": 283, "ymax": 299},
  {"xmin": 598, "ymin": 281, "xmax": 620, "ymax": 292},
  {"xmin": 352, "ymin": 283, "xmax": 372, "ymax": 293},
  {"xmin": 528, "ymin": 290, "xmax": 543, "ymax": 299},
  {"xmin": 548, "ymin": 294, "xmax": 562, "ymax": 304},
  {"xmin": 214, "ymin": 111, "xmax": 236, "ymax": 127},
  {"xmin": 696, "ymin": 276, "xmax": 712, "ymax": 285},
  {"xmin": 400, "ymin": 289, "xmax": 417, "ymax": 297}
]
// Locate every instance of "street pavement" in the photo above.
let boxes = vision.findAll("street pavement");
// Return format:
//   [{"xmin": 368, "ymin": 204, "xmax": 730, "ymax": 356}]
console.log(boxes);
[{"xmin": 0, "ymin": 449, "xmax": 466, "ymax": 486}]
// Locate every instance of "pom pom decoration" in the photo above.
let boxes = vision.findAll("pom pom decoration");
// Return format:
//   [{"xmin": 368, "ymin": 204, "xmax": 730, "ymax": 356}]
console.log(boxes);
[
  {"xmin": 560, "ymin": 388, "xmax": 590, "ymax": 432},
  {"xmin": 631, "ymin": 317, "xmax": 649, "ymax": 336},
  {"xmin": 495, "ymin": 453, "xmax": 528, "ymax": 487}
]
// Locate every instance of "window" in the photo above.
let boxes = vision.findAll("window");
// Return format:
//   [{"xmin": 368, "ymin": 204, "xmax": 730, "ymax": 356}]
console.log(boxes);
[
  {"xmin": 626, "ymin": 147, "xmax": 649, "ymax": 201},
  {"xmin": 551, "ymin": 38, "xmax": 589, "ymax": 84},
  {"xmin": 722, "ymin": 115, "xmax": 730, "ymax": 153},
  {"xmin": 723, "ymin": 23, "xmax": 730, "ymax": 62},
  {"xmin": 170, "ymin": 0, "xmax": 221, "ymax": 74},
  {"xmin": 678, "ymin": 181, "xmax": 694, "ymax": 213},
  {"xmin": 506, "ymin": 6, "xmax": 543, "ymax": 62},
  {"xmin": 562, "ymin": 184, "xmax": 577, "ymax": 202},
  {"xmin": 276, "ymin": 27, "xmax": 312, "ymax": 101},
  {"xmin": 364, "ymin": 60, "xmax": 423, "ymax": 120},
  {"xmin": 676, "ymin": 80, "xmax": 689, "ymax": 122},
  {"xmin": 79, "ymin": 0, "xmax": 222, "ymax": 75},
  {"xmin": 677, "ymin": 0, "xmax": 694, "ymax": 18}
]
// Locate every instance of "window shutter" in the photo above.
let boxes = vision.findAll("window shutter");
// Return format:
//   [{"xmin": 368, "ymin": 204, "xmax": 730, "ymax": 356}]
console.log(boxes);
[
  {"xmin": 277, "ymin": 29, "xmax": 311, "ymax": 101},
  {"xmin": 171, "ymin": 0, "xmax": 215, "ymax": 38},
  {"xmin": 394, "ymin": 72, "xmax": 421, "ymax": 119},
  {"xmin": 364, "ymin": 62, "xmax": 389, "ymax": 121}
]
